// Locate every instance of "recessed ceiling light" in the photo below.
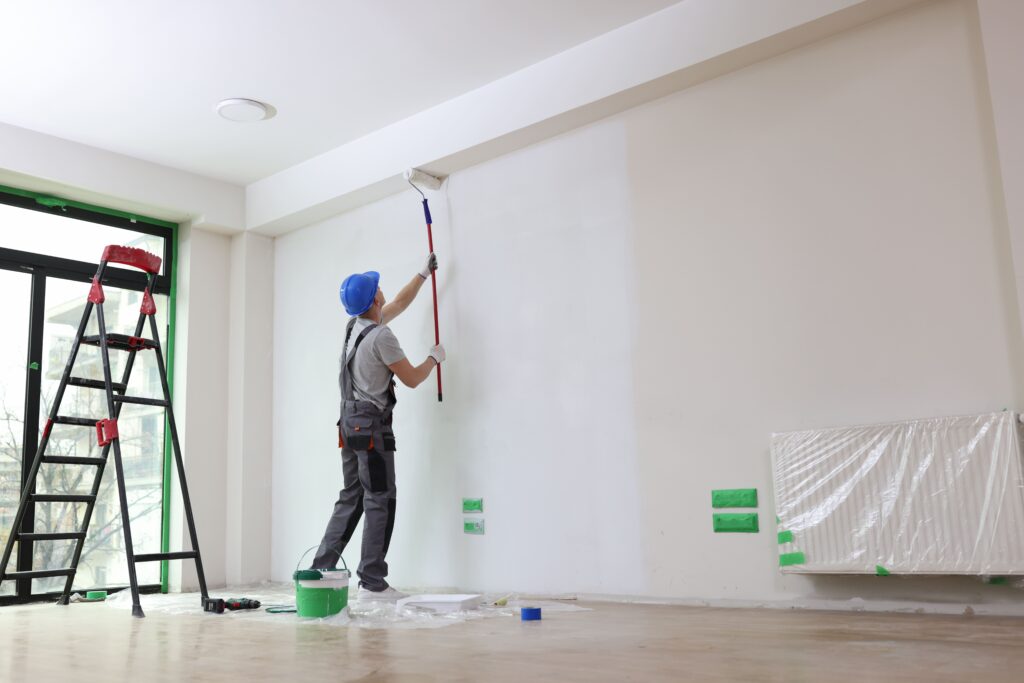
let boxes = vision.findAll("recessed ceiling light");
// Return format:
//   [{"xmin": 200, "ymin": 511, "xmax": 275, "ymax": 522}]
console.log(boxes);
[{"xmin": 215, "ymin": 98, "xmax": 276, "ymax": 122}]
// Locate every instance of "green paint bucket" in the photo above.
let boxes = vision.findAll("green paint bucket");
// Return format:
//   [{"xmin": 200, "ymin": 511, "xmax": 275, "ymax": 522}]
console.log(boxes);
[{"xmin": 293, "ymin": 568, "xmax": 350, "ymax": 618}]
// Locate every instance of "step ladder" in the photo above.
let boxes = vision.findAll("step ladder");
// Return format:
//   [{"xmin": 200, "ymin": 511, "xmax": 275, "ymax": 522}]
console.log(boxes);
[{"xmin": 0, "ymin": 245, "xmax": 209, "ymax": 618}]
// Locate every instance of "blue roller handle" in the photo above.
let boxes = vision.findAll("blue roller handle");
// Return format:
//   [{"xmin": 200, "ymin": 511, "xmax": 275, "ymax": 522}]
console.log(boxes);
[{"xmin": 422, "ymin": 199, "xmax": 432, "ymax": 225}]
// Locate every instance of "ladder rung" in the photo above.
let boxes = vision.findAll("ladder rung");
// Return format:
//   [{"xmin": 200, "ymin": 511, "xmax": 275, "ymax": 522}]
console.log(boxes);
[
  {"xmin": 31, "ymin": 494, "xmax": 95, "ymax": 504},
  {"xmin": 18, "ymin": 532, "xmax": 86, "ymax": 541},
  {"xmin": 53, "ymin": 415, "xmax": 100, "ymax": 427},
  {"xmin": 41, "ymin": 455, "xmax": 105, "ymax": 466},
  {"xmin": 4, "ymin": 568, "xmax": 74, "ymax": 580},
  {"xmin": 68, "ymin": 377, "xmax": 127, "ymax": 392},
  {"xmin": 81, "ymin": 334, "xmax": 157, "ymax": 352},
  {"xmin": 113, "ymin": 395, "xmax": 169, "ymax": 407},
  {"xmin": 134, "ymin": 551, "xmax": 197, "ymax": 563}
]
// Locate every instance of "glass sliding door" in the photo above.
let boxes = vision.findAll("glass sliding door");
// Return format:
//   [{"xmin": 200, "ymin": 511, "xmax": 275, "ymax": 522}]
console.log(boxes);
[
  {"xmin": 0, "ymin": 270, "xmax": 31, "ymax": 597},
  {"xmin": 0, "ymin": 189, "xmax": 174, "ymax": 602}
]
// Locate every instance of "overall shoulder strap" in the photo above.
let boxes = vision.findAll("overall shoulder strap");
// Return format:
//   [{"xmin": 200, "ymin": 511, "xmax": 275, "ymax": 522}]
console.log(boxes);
[{"xmin": 346, "ymin": 322, "xmax": 378, "ymax": 365}]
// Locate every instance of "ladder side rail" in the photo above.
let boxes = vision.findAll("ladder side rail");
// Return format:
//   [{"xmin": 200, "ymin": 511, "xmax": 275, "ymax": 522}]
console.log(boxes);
[{"xmin": 146, "ymin": 311, "xmax": 209, "ymax": 600}]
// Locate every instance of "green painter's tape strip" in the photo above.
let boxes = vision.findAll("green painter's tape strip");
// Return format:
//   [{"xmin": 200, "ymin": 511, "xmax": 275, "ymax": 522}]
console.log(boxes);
[
  {"xmin": 35, "ymin": 196, "xmax": 67, "ymax": 209},
  {"xmin": 711, "ymin": 488, "xmax": 758, "ymax": 508},
  {"xmin": 777, "ymin": 530, "xmax": 793, "ymax": 544},
  {"xmin": 875, "ymin": 565, "xmax": 890, "ymax": 576},
  {"xmin": 462, "ymin": 498, "xmax": 484, "ymax": 513},
  {"xmin": 779, "ymin": 552, "xmax": 805, "ymax": 567},
  {"xmin": 712, "ymin": 513, "xmax": 759, "ymax": 533}
]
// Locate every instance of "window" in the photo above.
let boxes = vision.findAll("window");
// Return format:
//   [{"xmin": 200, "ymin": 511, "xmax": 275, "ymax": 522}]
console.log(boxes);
[{"xmin": 0, "ymin": 189, "xmax": 174, "ymax": 603}]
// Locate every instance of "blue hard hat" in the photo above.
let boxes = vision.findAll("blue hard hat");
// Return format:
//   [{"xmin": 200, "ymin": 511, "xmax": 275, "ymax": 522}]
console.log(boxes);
[{"xmin": 339, "ymin": 271, "xmax": 380, "ymax": 315}]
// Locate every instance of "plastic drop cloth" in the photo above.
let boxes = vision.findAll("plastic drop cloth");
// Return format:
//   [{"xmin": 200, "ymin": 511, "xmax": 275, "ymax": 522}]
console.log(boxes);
[
  {"xmin": 770, "ymin": 411, "xmax": 1024, "ymax": 575},
  {"xmin": 104, "ymin": 583, "xmax": 588, "ymax": 629}
]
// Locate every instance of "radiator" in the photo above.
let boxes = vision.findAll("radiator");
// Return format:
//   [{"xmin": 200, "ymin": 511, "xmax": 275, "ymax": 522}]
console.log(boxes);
[{"xmin": 770, "ymin": 411, "xmax": 1024, "ymax": 575}]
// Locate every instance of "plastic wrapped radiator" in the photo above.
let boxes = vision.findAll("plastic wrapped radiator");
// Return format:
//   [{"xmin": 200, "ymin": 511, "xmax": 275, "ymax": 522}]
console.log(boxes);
[{"xmin": 770, "ymin": 412, "xmax": 1024, "ymax": 575}]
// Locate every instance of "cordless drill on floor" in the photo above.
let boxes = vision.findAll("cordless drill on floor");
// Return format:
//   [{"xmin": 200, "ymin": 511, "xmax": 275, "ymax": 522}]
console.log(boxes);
[{"xmin": 202, "ymin": 597, "xmax": 261, "ymax": 613}]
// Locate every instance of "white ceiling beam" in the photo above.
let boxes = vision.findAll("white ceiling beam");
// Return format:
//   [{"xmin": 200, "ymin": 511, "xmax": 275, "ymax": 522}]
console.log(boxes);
[
  {"xmin": 0, "ymin": 122, "xmax": 245, "ymax": 233},
  {"xmin": 246, "ymin": 0, "xmax": 924, "ymax": 236}
]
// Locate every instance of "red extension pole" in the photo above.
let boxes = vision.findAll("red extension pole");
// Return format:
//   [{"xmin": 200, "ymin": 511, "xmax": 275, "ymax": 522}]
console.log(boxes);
[{"xmin": 422, "ymin": 199, "xmax": 442, "ymax": 402}]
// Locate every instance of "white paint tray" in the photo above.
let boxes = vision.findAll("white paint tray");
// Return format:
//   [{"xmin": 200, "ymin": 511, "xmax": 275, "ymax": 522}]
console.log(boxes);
[{"xmin": 397, "ymin": 594, "xmax": 481, "ymax": 612}]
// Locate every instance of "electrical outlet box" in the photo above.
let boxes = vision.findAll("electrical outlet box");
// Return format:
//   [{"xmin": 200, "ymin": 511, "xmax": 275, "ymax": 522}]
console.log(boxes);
[
  {"xmin": 464, "ymin": 519, "xmax": 485, "ymax": 535},
  {"xmin": 462, "ymin": 498, "xmax": 484, "ymax": 513}
]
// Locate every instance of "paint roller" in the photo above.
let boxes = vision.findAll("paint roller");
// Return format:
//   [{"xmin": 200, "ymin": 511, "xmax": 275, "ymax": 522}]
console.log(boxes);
[{"xmin": 405, "ymin": 168, "xmax": 445, "ymax": 402}]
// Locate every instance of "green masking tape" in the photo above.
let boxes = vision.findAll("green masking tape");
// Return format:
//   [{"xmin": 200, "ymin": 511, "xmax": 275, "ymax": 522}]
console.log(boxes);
[
  {"xmin": 875, "ymin": 565, "xmax": 890, "ymax": 576},
  {"xmin": 711, "ymin": 488, "xmax": 758, "ymax": 508},
  {"xmin": 779, "ymin": 552, "xmax": 805, "ymax": 567},
  {"xmin": 712, "ymin": 513, "xmax": 759, "ymax": 533},
  {"xmin": 35, "ymin": 196, "xmax": 68, "ymax": 209},
  {"xmin": 777, "ymin": 530, "xmax": 793, "ymax": 544}
]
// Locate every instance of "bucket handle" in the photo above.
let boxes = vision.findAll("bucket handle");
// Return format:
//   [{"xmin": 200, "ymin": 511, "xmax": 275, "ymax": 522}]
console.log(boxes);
[{"xmin": 296, "ymin": 544, "xmax": 349, "ymax": 573}]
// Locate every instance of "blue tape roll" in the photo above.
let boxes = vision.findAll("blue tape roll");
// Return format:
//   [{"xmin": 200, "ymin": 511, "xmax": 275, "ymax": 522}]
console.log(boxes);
[{"xmin": 521, "ymin": 607, "xmax": 542, "ymax": 621}]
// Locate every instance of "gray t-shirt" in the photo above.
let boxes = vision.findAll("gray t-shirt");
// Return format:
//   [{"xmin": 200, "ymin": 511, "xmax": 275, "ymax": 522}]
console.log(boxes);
[{"xmin": 345, "ymin": 318, "xmax": 406, "ymax": 410}]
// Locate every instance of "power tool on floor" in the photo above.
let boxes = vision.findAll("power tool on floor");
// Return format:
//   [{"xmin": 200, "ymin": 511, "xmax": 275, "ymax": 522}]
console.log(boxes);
[{"xmin": 202, "ymin": 597, "xmax": 261, "ymax": 614}]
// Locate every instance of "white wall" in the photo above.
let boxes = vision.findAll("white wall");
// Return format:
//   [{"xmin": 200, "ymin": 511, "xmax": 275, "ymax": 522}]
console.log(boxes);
[
  {"xmin": 169, "ymin": 225, "xmax": 231, "ymax": 591},
  {"xmin": 0, "ymin": 122, "xmax": 244, "ymax": 232},
  {"xmin": 272, "ymin": 0, "xmax": 1024, "ymax": 608},
  {"xmin": 225, "ymin": 232, "xmax": 274, "ymax": 585}
]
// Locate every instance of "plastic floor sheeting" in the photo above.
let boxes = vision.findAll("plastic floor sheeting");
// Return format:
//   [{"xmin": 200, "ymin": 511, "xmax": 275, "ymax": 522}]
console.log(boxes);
[{"xmin": 103, "ymin": 583, "xmax": 589, "ymax": 630}]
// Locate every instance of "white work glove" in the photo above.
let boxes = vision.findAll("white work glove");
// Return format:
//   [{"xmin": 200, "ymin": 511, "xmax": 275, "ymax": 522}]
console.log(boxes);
[
  {"xmin": 419, "ymin": 252, "xmax": 438, "ymax": 280},
  {"xmin": 429, "ymin": 344, "xmax": 446, "ymax": 365}
]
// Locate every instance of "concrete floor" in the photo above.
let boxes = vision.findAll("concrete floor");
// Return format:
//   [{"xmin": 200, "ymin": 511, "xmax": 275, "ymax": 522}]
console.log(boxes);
[{"xmin": 3, "ymin": 598, "xmax": 1024, "ymax": 682}]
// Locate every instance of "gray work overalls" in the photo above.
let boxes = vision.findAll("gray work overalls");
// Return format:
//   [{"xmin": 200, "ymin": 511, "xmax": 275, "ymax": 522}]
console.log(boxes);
[{"xmin": 312, "ymin": 318, "xmax": 398, "ymax": 591}]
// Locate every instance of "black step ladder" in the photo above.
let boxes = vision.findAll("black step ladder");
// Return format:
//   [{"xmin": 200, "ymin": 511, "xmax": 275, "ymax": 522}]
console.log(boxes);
[{"xmin": 0, "ymin": 245, "xmax": 209, "ymax": 617}]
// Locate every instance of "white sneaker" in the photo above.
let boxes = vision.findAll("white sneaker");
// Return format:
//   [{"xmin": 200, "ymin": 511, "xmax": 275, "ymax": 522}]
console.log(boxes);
[{"xmin": 357, "ymin": 586, "xmax": 408, "ymax": 602}]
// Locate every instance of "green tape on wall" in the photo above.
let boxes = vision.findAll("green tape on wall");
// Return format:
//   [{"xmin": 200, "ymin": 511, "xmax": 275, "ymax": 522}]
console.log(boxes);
[
  {"xmin": 464, "ymin": 519, "xmax": 485, "ymax": 535},
  {"xmin": 875, "ymin": 565, "xmax": 890, "ymax": 576},
  {"xmin": 711, "ymin": 488, "xmax": 758, "ymax": 508},
  {"xmin": 462, "ymin": 498, "xmax": 484, "ymax": 513},
  {"xmin": 779, "ymin": 551, "xmax": 805, "ymax": 567},
  {"xmin": 777, "ymin": 530, "xmax": 793, "ymax": 544},
  {"xmin": 712, "ymin": 513, "xmax": 759, "ymax": 533}
]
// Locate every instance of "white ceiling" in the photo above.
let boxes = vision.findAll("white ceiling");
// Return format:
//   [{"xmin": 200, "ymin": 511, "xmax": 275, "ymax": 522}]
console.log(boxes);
[{"xmin": 0, "ymin": 1, "xmax": 677, "ymax": 185}]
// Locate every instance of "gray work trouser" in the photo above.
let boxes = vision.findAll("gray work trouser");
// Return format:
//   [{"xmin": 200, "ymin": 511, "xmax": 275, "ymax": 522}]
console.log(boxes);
[{"xmin": 312, "ymin": 402, "xmax": 397, "ymax": 591}]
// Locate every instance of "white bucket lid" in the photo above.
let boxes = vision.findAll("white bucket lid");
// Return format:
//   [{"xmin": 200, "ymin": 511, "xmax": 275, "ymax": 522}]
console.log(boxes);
[
  {"xmin": 298, "ymin": 578, "xmax": 349, "ymax": 589},
  {"xmin": 298, "ymin": 568, "xmax": 349, "ymax": 589}
]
